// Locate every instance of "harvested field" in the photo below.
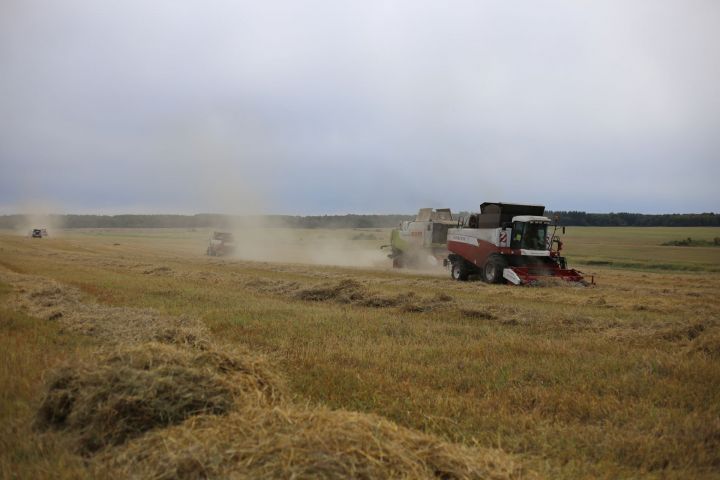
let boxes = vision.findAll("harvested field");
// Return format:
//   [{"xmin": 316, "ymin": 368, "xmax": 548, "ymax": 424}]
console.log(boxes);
[
  {"xmin": 1, "ymin": 226, "xmax": 719, "ymax": 479},
  {"xmin": 0, "ymin": 269, "xmax": 210, "ymax": 348},
  {"xmin": 96, "ymin": 407, "xmax": 523, "ymax": 480},
  {"xmin": 294, "ymin": 279, "xmax": 454, "ymax": 311}
]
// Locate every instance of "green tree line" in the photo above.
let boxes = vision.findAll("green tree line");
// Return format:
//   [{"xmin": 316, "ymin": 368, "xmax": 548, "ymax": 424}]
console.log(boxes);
[
  {"xmin": 0, "ymin": 214, "xmax": 413, "ymax": 230},
  {"xmin": 545, "ymin": 211, "xmax": 720, "ymax": 227},
  {"xmin": 0, "ymin": 212, "xmax": 717, "ymax": 229}
]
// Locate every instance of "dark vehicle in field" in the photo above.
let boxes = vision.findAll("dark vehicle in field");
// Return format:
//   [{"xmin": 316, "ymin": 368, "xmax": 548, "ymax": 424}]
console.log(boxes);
[
  {"xmin": 30, "ymin": 229, "xmax": 48, "ymax": 238},
  {"xmin": 206, "ymin": 231, "xmax": 235, "ymax": 257}
]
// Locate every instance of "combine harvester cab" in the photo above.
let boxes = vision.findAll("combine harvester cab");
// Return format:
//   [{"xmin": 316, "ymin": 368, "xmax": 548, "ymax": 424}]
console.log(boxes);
[
  {"xmin": 29, "ymin": 228, "xmax": 49, "ymax": 238},
  {"xmin": 386, "ymin": 208, "xmax": 455, "ymax": 268},
  {"xmin": 446, "ymin": 202, "xmax": 590, "ymax": 286}
]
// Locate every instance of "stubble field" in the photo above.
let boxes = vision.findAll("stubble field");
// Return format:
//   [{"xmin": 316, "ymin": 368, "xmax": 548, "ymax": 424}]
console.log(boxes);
[{"xmin": 1, "ymin": 227, "xmax": 719, "ymax": 479}]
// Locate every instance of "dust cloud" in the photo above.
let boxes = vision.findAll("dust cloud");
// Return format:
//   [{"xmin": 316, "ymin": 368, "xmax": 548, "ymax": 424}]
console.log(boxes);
[
  {"xmin": 174, "ymin": 118, "xmax": 393, "ymax": 269},
  {"xmin": 220, "ymin": 219, "xmax": 391, "ymax": 269},
  {"xmin": 10, "ymin": 202, "xmax": 66, "ymax": 237}
]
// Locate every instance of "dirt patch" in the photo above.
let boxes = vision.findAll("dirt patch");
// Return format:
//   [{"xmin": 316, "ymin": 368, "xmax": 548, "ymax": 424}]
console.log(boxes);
[
  {"xmin": 36, "ymin": 342, "xmax": 285, "ymax": 454},
  {"xmin": 244, "ymin": 277, "xmax": 300, "ymax": 295},
  {"xmin": 586, "ymin": 296, "xmax": 615, "ymax": 309},
  {"xmin": 295, "ymin": 279, "xmax": 363, "ymax": 302},
  {"xmin": 434, "ymin": 292, "xmax": 454, "ymax": 302},
  {"xmin": 95, "ymin": 406, "xmax": 524, "ymax": 480},
  {"xmin": 293, "ymin": 279, "xmax": 454, "ymax": 313},
  {"xmin": 689, "ymin": 330, "xmax": 720, "ymax": 358},
  {"xmin": 460, "ymin": 308, "xmax": 497, "ymax": 320},
  {"xmin": 142, "ymin": 266, "xmax": 173, "ymax": 275},
  {"xmin": 658, "ymin": 323, "xmax": 707, "ymax": 342}
]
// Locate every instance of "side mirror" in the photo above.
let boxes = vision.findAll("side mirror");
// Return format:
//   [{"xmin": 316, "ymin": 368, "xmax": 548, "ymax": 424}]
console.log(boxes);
[{"xmin": 562, "ymin": 226, "xmax": 566, "ymax": 234}]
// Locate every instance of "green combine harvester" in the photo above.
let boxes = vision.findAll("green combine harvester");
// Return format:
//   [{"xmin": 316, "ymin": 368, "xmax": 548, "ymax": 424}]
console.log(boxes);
[{"xmin": 385, "ymin": 208, "xmax": 456, "ymax": 268}]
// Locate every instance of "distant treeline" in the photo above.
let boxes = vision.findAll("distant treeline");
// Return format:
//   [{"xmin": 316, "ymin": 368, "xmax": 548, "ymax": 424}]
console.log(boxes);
[
  {"xmin": 0, "ymin": 212, "xmax": 718, "ymax": 229},
  {"xmin": 0, "ymin": 214, "xmax": 412, "ymax": 230},
  {"xmin": 545, "ymin": 211, "xmax": 720, "ymax": 227}
]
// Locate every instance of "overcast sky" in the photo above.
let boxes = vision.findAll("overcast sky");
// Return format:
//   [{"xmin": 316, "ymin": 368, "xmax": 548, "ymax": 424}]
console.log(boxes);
[{"xmin": 1, "ymin": 0, "xmax": 718, "ymax": 215}]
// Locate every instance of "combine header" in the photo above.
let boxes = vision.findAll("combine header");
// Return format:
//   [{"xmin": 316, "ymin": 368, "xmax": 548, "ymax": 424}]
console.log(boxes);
[{"xmin": 445, "ymin": 202, "xmax": 590, "ymax": 285}]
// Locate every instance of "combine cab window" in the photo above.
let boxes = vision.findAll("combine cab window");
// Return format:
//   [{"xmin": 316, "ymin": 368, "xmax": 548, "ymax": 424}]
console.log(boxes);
[
  {"xmin": 523, "ymin": 223, "xmax": 548, "ymax": 250},
  {"xmin": 511, "ymin": 222, "xmax": 548, "ymax": 250}
]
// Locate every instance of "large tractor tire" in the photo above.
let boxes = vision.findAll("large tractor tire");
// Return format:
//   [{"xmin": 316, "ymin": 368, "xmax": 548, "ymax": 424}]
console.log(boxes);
[
  {"xmin": 482, "ymin": 255, "xmax": 507, "ymax": 284},
  {"xmin": 450, "ymin": 260, "xmax": 470, "ymax": 281}
]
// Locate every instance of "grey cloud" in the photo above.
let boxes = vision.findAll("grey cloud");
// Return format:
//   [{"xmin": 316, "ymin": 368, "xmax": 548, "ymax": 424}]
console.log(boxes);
[{"xmin": 1, "ymin": 0, "xmax": 718, "ymax": 214}]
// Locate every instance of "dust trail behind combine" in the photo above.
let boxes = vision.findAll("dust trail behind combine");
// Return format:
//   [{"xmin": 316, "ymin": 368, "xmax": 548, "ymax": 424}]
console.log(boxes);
[{"xmin": 225, "ymin": 224, "xmax": 391, "ymax": 268}]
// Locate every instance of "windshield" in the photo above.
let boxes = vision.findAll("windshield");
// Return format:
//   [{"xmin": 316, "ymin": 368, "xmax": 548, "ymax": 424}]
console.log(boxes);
[
  {"xmin": 523, "ymin": 223, "xmax": 548, "ymax": 250},
  {"xmin": 511, "ymin": 222, "xmax": 548, "ymax": 250}
]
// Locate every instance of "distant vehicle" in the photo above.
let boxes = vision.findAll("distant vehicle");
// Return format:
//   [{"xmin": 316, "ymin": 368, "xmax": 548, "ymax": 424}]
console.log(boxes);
[
  {"xmin": 30, "ymin": 228, "xmax": 48, "ymax": 238},
  {"xmin": 385, "ymin": 208, "xmax": 455, "ymax": 268},
  {"xmin": 206, "ymin": 231, "xmax": 235, "ymax": 257}
]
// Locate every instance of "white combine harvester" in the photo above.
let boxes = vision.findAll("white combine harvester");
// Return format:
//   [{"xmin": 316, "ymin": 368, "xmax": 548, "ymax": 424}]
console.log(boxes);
[
  {"xmin": 445, "ymin": 202, "xmax": 590, "ymax": 285},
  {"xmin": 386, "ymin": 208, "xmax": 456, "ymax": 268}
]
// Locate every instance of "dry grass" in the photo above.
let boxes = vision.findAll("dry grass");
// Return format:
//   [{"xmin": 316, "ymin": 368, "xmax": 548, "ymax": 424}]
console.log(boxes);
[
  {"xmin": 0, "ymin": 283, "xmax": 90, "ymax": 479},
  {"xmin": 0, "ymin": 258, "xmax": 519, "ymax": 478},
  {"xmin": 1, "ymin": 227, "xmax": 719, "ymax": 479},
  {"xmin": 1, "ymin": 269, "xmax": 212, "ymax": 348},
  {"xmin": 35, "ymin": 342, "xmax": 284, "ymax": 454},
  {"xmin": 95, "ymin": 407, "xmax": 524, "ymax": 480},
  {"xmin": 292, "ymin": 278, "xmax": 454, "ymax": 312}
]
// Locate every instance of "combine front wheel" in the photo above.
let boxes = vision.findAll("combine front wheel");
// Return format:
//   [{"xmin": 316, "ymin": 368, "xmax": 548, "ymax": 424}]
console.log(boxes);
[{"xmin": 482, "ymin": 256, "xmax": 506, "ymax": 284}]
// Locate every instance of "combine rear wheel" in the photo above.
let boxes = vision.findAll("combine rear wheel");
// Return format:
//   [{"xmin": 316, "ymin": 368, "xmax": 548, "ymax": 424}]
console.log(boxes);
[{"xmin": 451, "ymin": 261, "xmax": 470, "ymax": 281}]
